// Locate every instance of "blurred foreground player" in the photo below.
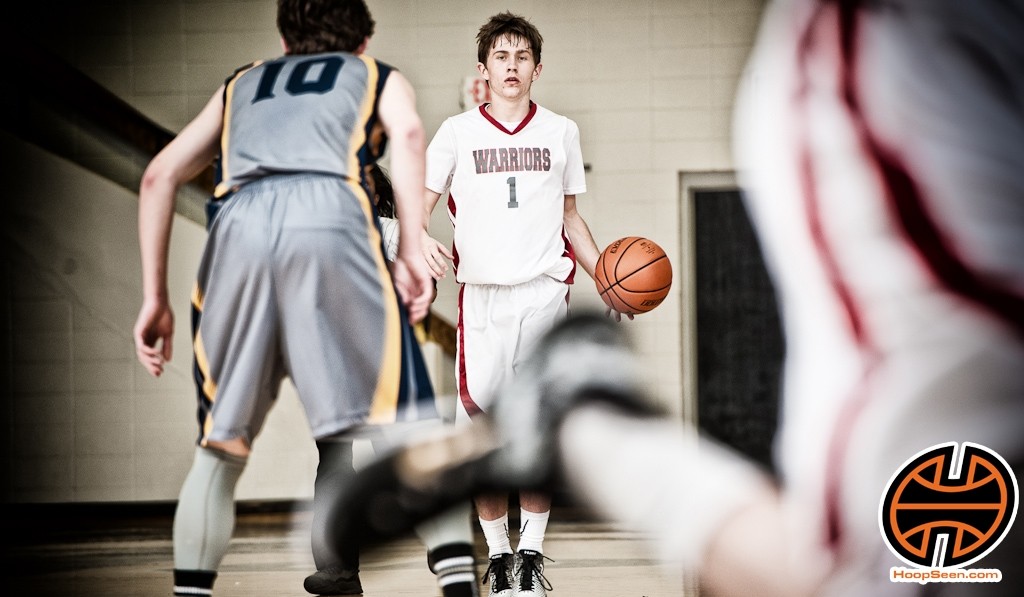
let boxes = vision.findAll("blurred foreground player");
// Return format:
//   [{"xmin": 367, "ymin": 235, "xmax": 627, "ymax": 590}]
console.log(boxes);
[
  {"xmin": 133, "ymin": 1, "xmax": 475, "ymax": 595},
  {"xmin": 327, "ymin": 1, "xmax": 1024, "ymax": 595}
]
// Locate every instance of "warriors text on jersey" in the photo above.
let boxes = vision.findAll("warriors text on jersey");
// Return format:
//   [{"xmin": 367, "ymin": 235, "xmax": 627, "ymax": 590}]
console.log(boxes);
[
  {"xmin": 425, "ymin": 102, "xmax": 587, "ymax": 286},
  {"xmin": 215, "ymin": 52, "xmax": 392, "ymax": 197}
]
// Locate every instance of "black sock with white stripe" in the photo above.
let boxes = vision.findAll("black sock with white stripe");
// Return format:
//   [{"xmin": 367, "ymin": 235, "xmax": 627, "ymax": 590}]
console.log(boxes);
[
  {"xmin": 173, "ymin": 569, "xmax": 216, "ymax": 596},
  {"xmin": 428, "ymin": 543, "xmax": 479, "ymax": 597}
]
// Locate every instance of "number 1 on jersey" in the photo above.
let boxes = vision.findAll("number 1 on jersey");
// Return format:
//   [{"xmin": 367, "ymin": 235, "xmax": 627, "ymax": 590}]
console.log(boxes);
[{"xmin": 506, "ymin": 176, "xmax": 518, "ymax": 209}]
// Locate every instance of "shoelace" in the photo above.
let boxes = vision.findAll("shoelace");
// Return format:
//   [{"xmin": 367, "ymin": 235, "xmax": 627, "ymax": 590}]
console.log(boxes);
[
  {"xmin": 517, "ymin": 552, "xmax": 554, "ymax": 591},
  {"xmin": 482, "ymin": 555, "xmax": 513, "ymax": 592}
]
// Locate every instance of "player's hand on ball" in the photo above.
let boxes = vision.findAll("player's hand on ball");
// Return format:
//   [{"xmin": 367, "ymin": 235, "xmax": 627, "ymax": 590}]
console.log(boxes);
[
  {"xmin": 605, "ymin": 306, "xmax": 634, "ymax": 322},
  {"xmin": 134, "ymin": 299, "xmax": 174, "ymax": 377}
]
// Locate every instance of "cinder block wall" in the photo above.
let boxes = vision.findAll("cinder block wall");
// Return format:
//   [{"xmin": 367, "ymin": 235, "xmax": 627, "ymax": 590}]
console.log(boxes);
[{"xmin": 3, "ymin": 0, "xmax": 764, "ymax": 502}]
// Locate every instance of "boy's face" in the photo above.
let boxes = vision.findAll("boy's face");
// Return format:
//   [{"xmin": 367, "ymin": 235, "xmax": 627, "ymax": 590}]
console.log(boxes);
[{"xmin": 478, "ymin": 35, "xmax": 541, "ymax": 103}]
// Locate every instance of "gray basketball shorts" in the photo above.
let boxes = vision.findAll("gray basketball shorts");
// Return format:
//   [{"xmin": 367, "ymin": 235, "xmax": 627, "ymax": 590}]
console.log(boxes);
[{"xmin": 188, "ymin": 173, "xmax": 411, "ymax": 445}]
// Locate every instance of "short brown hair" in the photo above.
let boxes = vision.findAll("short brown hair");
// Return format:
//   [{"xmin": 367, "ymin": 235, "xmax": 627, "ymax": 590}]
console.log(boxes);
[
  {"xmin": 277, "ymin": 0, "xmax": 375, "ymax": 55},
  {"xmin": 476, "ymin": 12, "xmax": 543, "ymax": 65}
]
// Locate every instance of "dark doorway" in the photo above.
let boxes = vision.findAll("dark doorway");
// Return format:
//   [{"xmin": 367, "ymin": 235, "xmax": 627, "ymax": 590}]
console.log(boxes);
[{"xmin": 693, "ymin": 189, "xmax": 784, "ymax": 472}]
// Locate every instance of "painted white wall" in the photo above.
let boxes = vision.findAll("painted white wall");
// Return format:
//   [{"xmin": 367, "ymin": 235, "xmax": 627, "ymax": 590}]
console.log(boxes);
[{"xmin": 4, "ymin": 0, "xmax": 765, "ymax": 502}]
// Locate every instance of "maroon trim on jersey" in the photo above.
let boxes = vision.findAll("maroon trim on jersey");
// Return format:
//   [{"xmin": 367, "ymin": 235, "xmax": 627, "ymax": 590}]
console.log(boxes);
[
  {"xmin": 796, "ymin": 12, "xmax": 867, "ymax": 349},
  {"xmin": 478, "ymin": 101, "xmax": 538, "ymax": 135},
  {"xmin": 560, "ymin": 227, "xmax": 577, "ymax": 284},
  {"xmin": 451, "ymin": 244, "xmax": 461, "ymax": 277},
  {"xmin": 855, "ymin": 68, "xmax": 1024, "ymax": 334},
  {"xmin": 456, "ymin": 285, "xmax": 485, "ymax": 418},
  {"xmin": 794, "ymin": 1, "xmax": 878, "ymax": 555},
  {"xmin": 448, "ymin": 192, "xmax": 460, "ymax": 273}
]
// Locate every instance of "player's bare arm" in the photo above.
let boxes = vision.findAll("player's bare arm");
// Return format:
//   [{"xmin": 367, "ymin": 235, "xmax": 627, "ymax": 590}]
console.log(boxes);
[
  {"xmin": 421, "ymin": 189, "xmax": 453, "ymax": 279},
  {"xmin": 702, "ymin": 495, "xmax": 825, "ymax": 597},
  {"xmin": 563, "ymin": 195, "xmax": 631, "ymax": 321},
  {"xmin": 134, "ymin": 87, "xmax": 224, "ymax": 377},
  {"xmin": 377, "ymin": 70, "xmax": 432, "ymax": 322},
  {"xmin": 562, "ymin": 195, "xmax": 599, "ymax": 277}
]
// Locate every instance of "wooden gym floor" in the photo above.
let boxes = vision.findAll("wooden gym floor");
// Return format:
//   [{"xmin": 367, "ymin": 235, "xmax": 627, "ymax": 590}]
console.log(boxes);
[{"xmin": 5, "ymin": 504, "xmax": 689, "ymax": 596}]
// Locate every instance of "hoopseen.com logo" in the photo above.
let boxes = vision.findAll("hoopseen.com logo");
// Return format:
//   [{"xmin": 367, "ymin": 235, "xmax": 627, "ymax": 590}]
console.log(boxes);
[{"xmin": 879, "ymin": 443, "xmax": 1018, "ymax": 584}]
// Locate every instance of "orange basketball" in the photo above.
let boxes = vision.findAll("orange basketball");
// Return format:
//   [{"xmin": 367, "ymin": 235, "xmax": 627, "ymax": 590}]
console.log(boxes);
[{"xmin": 594, "ymin": 237, "xmax": 672, "ymax": 314}]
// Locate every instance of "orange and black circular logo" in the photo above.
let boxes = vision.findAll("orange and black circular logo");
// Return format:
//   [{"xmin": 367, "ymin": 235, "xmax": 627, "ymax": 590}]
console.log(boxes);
[{"xmin": 879, "ymin": 443, "xmax": 1018, "ymax": 569}]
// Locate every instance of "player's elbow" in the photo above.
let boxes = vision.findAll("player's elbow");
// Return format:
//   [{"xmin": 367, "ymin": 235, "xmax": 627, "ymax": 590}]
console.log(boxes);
[
  {"xmin": 392, "ymin": 120, "xmax": 426, "ymax": 155},
  {"xmin": 140, "ymin": 160, "xmax": 175, "ymax": 196}
]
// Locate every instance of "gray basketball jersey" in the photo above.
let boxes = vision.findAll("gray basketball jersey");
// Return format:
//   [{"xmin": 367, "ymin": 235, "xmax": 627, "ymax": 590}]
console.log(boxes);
[{"xmin": 215, "ymin": 52, "xmax": 392, "ymax": 197}]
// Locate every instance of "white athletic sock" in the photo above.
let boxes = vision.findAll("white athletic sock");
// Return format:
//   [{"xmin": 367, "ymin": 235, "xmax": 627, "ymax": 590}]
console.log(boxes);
[
  {"xmin": 516, "ymin": 508, "xmax": 550, "ymax": 554},
  {"xmin": 479, "ymin": 514, "xmax": 512, "ymax": 558}
]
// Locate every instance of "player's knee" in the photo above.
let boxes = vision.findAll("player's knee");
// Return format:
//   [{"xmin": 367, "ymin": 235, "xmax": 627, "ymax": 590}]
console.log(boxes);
[{"xmin": 204, "ymin": 437, "xmax": 251, "ymax": 458}]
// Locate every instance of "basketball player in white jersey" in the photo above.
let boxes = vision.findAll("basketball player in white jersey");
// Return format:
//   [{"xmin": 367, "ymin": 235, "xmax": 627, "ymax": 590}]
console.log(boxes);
[
  {"xmin": 324, "ymin": 1, "xmax": 1024, "ymax": 596},
  {"xmin": 132, "ymin": 1, "xmax": 477, "ymax": 596},
  {"xmin": 420, "ymin": 11, "xmax": 625, "ymax": 597}
]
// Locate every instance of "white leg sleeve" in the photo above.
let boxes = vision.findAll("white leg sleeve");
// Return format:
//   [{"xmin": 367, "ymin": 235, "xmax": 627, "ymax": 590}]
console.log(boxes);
[{"xmin": 173, "ymin": 446, "xmax": 247, "ymax": 571}]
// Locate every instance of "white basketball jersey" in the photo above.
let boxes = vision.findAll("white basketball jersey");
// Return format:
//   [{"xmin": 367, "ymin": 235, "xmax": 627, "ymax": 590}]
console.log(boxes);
[{"xmin": 426, "ymin": 102, "xmax": 587, "ymax": 285}]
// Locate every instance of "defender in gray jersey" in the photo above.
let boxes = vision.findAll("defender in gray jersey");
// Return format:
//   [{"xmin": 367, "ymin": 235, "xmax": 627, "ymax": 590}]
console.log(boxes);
[{"xmin": 133, "ymin": 2, "xmax": 475, "ymax": 596}]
